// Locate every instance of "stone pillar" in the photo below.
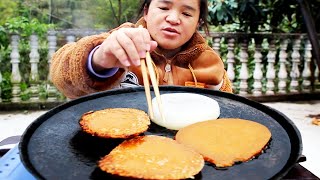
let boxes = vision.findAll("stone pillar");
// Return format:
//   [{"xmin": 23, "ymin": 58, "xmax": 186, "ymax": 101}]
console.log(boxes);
[
  {"xmin": 302, "ymin": 39, "xmax": 312, "ymax": 92},
  {"xmin": 66, "ymin": 34, "xmax": 76, "ymax": 43},
  {"xmin": 29, "ymin": 34, "xmax": 40, "ymax": 102},
  {"xmin": 10, "ymin": 34, "xmax": 22, "ymax": 102},
  {"xmin": 239, "ymin": 39, "xmax": 249, "ymax": 95},
  {"xmin": 226, "ymin": 38, "xmax": 236, "ymax": 91},
  {"xmin": 266, "ymin": 39, "xmax": 277, "ymax": 95},
  {"xmin": 47, "ymin": 30, "xmax": 59, "ymax": 102},
  {"xmin": 290, "ymin": 37, "xmax": 301, "ymax": 92},
  {"xmin": 278, "ymin": 39, "xmax": 289, "ymax": 94},
  {"xmin": 252, "ymin": 37, "xmax": 263, "ymax": 96},
  {"xmin": 212, "ymin": 37, "xmax": 221, "ymax": 55}
]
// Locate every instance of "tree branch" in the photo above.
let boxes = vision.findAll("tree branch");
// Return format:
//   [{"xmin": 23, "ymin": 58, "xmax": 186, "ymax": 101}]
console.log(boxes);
[{"xmin": 109, "ymin": 0, "xmax": 120, "ymax": 25}]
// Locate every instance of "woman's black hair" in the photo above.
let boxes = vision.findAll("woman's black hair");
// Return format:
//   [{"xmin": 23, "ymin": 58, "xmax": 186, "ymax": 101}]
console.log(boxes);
[{"xmin": 137, "ymin": 0, "xmax": 209, "ymax": 35}]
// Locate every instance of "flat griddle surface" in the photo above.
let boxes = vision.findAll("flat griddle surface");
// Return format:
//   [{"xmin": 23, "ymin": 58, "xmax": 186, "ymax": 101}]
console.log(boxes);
[{"xmin": 19, "ymin": 86, "xmax": 302, "ymax": 180}]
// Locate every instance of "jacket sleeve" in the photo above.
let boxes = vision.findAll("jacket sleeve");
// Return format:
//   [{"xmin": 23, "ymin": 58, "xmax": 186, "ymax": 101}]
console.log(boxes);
[
  {"xmin": 191, "ymin": 48, "xmax": 233, "ymax": 93},
  {"xmin": 50, "ymin": 23, "xmax": 134, "ymax": 99}
]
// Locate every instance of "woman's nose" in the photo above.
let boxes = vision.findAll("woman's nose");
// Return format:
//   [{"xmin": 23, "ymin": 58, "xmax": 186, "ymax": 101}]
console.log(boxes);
[{"xmin": 165, "ymin": 12, "xmax": 181, "ymax": 24}]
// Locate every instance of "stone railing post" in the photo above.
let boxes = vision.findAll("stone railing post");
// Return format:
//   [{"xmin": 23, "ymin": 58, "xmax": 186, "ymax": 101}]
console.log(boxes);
[
  {"xmin": 239, "ymin": 38, "xmax": 249, "ymax": 95},
  {"xmin": 10, "ymin": 34, "xmax": 22, "ymax": 102},
  {"xmin": 212, "ymin": 37, "xmax": 221, "ymax": 55},
  {"xmin": 66, "ymin": 33, "xmax": 76, "ymax": 43},
  {"xmin": 277, "ymin": 39, "xmax": 289, "ymax": 94},
  {"xmin": 47, "ymin": 30, "xmax": 58, "ymax": 102},
  {"xmin": 252, "ymin": 37, "xmax": 263, "ymax": 96},
  {"xmin": 266, "ymin": 38, "xmax": 277, "ymax": 95},
  {"xmin": 29, "ymin": 34, "xmax": 40, "ymax": 102},
  {"xmin": 302, "ymin": 39, "xmax": 312, "ymax": 92},
  {"xmin": 226, "ymin": 38, "xmax": 236, "ymax": 90},
  {"xmin": 290, "ymin": 37, "xmax": 302, "ymax": 92}
]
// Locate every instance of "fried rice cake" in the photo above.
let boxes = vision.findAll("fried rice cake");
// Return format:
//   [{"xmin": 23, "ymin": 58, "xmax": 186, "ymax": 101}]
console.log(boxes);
[
  {"xmin": 79, "ymin": 108, "xmax": 150, "ymax": 138},
  {"xmin": 98, "ymin": 135, "xmax": 204, "ymax": 179},
  {"xmin": 175, "ymin": 118, "xmax": 271, "ymax": 168}
]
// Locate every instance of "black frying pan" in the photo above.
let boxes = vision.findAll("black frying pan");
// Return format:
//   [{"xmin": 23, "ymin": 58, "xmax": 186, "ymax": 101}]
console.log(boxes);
[{"xmin": 19, "ymin": 86, "xmax": 302, "ymax": 180}]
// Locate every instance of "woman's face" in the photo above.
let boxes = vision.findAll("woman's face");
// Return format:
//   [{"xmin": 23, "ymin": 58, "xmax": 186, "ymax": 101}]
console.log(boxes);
[{"xmin": 144, "ymin": 0, "xmax": 200, "ymax": 51}]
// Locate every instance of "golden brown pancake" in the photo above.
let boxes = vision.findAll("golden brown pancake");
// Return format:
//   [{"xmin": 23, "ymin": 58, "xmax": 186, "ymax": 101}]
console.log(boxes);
[
  {"xmin": 79, "ymin": 108, "xmax": 150, "ymax": 138},
  {"xmin": 98, "ymin": 135, "xmax": 204, "ymax": 179},
  {"xmin": 175, "ymin": 118, "xmax": 271, "ymax": 168}
]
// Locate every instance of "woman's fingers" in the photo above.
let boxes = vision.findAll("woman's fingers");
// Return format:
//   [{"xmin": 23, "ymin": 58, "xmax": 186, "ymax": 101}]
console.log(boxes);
[
  {"xmin": 150, "ymin": 41, "xmax": 158, "ymax": 52},
  {"xmin": 97, "ymin": 27, "xmax": 157, "ymax": 68},
  {"xmin": 100, "ymin": 32, "xmax": 130, "ymax": 67},
  {"xmin": 116, "ymin": 29, "xmax": 144, "ymax": 66},
  {"xmin": 139, "ymin": 27, "xmax": 152, "ymax": 52},
  {"xmin": 109, "ymin": 39, "xmax": 131, "ymax": 67},
  {"xmin": 115, "ymin": 28, "xmax": 154, "ymax": 66}
]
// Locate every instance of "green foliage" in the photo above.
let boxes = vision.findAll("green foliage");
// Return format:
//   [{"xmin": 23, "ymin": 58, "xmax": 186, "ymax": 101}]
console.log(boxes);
[
  {"xmin": 4, "ymin": 16, "xmax": 29, "ymax": 35},
  {"xmin": 260, "ymin": 0, "xmax": 301, "ymax": 33},
  {"xmin": 1, "ymin": 0, "xmax": 319, "ymax": 33},
  {"xmin": 4, "ymin": 17, "xmax": 51, "ymax": 37},
  {"xmin": 208, "ymin": 0, "xmax": 238, "ymax": 25},
  {"xmin": 20, "ymin": 82, "xmax": 30, "ymax": 101},
  {"xmin": 0, "ymin": 26, "xmax": 9, "ymax": 49},
  {"xmin": 0, "ymin": 47, "xmax": 11, "ymax": 76},
  {"xmin": 0, "ymin": 72, "xmax": 12, "ymax": 101},
  {"xmin": 208, "ymin": 0, "xmax": 320, "ymax": 33},
  {"xmin": 0, "ymin": 2, "xmax": 51, "ymax": 102},
  {"xmin": 38, "ymin": 83, "xmax": 48, "ymax": 100},
  {"xmin": 238, "ymin": 0, "xmax": 267, "ymax": 32},
  {"xmin": 0, "ymin": 0, "xmax": 17, "ymax": 25},
  {"xmin": 208, "ymin": 0, "xmax": 267, "ymax": 32},
  {"xmin": 22, "ymin": 0, "xmax": 141, "ymax": 29},
  {"xmin": 18, "ymin": 39, "xmax": 31, "ymax": 83},
  {"xmin": 89, "ymin": 0, "xmax": 141, "ymax": 29}
]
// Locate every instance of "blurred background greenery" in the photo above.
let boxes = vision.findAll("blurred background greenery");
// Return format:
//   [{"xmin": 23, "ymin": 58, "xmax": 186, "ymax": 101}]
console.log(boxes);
[{"xmin": 0, "ymin": 0, "xmax": 319, "ymax": 33}]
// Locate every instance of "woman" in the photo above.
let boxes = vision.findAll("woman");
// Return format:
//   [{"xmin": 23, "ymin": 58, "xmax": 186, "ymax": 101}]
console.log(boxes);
[{"xmin": 50, "ymin": 0, "xmax": 232, "ymax": 99}]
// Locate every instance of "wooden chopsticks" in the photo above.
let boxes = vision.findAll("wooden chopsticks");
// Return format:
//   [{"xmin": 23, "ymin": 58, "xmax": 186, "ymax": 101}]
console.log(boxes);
[{"xmin": 141, "ymin": 52, "xmax": 166, "ymax": 123}]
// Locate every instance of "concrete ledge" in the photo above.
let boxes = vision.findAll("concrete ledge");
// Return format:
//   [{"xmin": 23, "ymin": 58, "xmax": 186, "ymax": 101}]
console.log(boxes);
[
  {"xmin": 0, "ymin": 101, "xmax": 65, "ymax": 111},
  {"xmin": 0, "ymin": 92, "xmax": 319, "ymax": 111},
  {"xmin": 244, "ymin": 92, "xmax": 320, "ymax": 102}
]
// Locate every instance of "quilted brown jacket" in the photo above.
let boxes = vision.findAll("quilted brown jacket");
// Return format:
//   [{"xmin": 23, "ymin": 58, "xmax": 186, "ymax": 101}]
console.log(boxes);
[{"xmin": 50, "ymin": 18, "xmax": 233, "ymax": 99}]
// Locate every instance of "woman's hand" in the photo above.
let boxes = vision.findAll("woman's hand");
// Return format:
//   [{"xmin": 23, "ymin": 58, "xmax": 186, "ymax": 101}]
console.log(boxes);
[{"xmin": 92, "ymin": 27, "xmax": 158, "ymax": 72}]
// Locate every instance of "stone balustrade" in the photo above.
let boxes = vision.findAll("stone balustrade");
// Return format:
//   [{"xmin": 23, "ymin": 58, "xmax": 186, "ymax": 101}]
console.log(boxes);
[
  {"xmin": 0, "ymin": 29, "xmax": 319, "ymax": 109},
  {"xmin": 206, "ymin": 32, "xmax": 320, "ymax": 101}
]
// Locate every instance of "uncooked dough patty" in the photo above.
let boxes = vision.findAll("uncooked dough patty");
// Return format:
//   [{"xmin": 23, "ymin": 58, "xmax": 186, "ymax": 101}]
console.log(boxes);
[{"xmin": 151, "ymin": 93, "xmax": 220, "ymax": 130}]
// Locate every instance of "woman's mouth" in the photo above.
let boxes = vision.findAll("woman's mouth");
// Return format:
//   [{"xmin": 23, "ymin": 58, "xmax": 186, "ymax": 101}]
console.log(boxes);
[{"xmin": 162, "ymin": 27, "xmax": 180, "ymax": 36}]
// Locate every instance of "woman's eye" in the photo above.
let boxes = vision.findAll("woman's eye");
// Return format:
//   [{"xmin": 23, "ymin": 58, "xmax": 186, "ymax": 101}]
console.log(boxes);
[
  {"xmin": 183, "ymin": 12, "xmax": 192, "ymax": 17},
  {"xmin": 159, "ymin": 7, "xmax": 169, "ymax": 10}
]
